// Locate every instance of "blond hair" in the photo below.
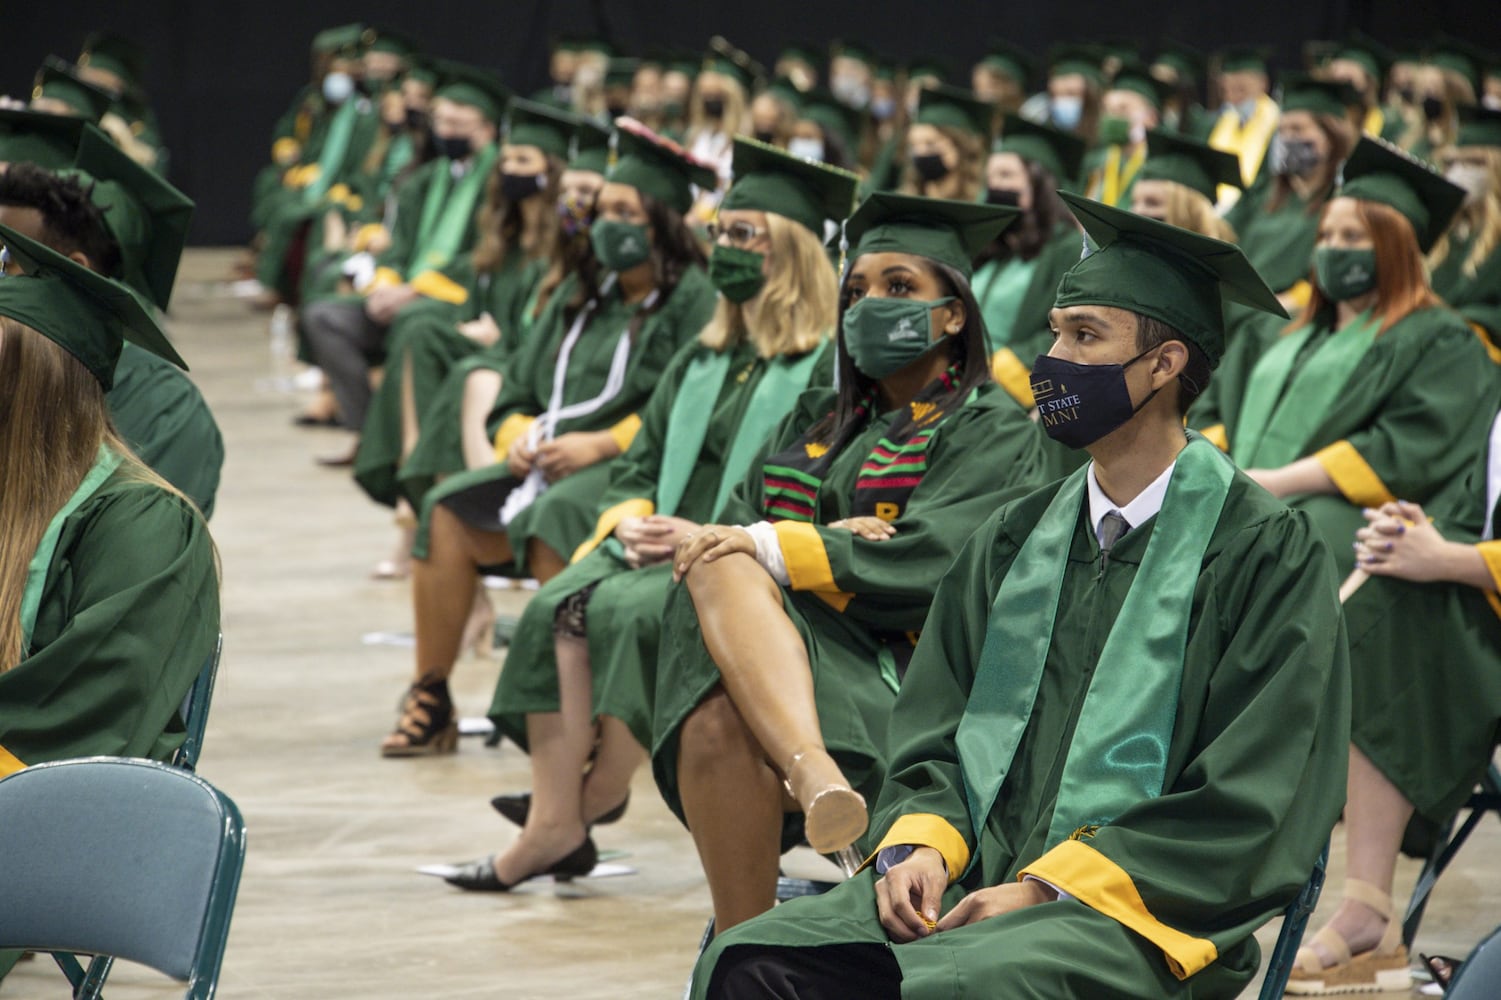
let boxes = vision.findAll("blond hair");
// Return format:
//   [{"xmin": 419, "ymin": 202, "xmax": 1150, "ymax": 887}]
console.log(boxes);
[
  {"xmin": 687, "ymin": 71, "xmax": 749, "ymax": 140},
  {"xmin": 0, "ymin": 319, "xmax": 204, "ymax": 670},
  {"xmin": 699, "ymin": 212, "xmax": 836, "ymax": 358},
  {"xmin": 1159, "ymin": 180, "xmax": 1239, "ymax": 243},
  {"xmin": 1428, "ymin": 146, "xmax": 1501, "ymax": 279},
  {"xmin": 898, "ymin": 124, "xmax": 985, "ymax": 202}
]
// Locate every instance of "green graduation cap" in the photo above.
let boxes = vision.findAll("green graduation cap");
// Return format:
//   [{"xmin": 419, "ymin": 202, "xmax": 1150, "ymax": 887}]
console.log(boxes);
[
  {"xmin": 1338, "ymin": 136, "xmax": 1466, "ymax": 253},
  {"xmin": 1280, "ymin": 73, "xmax": 1361, "ymax": 118},
  {"xmin": 1427, "ymin": 35, "xmax": 1490, "ymax": 91},
  {"xmin": 605, "ymin": 58, "xmax": 640, "ymax": 89},
  {"xmin": 842, "ymin": 192, "xmax": 1020, "ymax": 280},
  {"xmin": 606, "ymin": 123, "xmax": 717, "ymax": 214},
  {"xmin": 994, "ymin": 113, "xmax": 1086, "ymax": 186},
  {"xmin": 404, "ymin": 54, "xmax": 440, "ymax": 87},
  {"xmin": 569, "ymin": 117, "xmax": 612, "ymax": 175},
  {"xmin": 0, "ymin": 107, "xmax": 90, "ymax": 170},
  {"xmin": 1054, "ymin": 191, "xmax": 1286, "ymax": 366},
  {"xmin": 798, "ymin": 87, "xmax": 861, "ymax": 150},
  {"xmin": 778, "ymin": 44, "xmax": 822, "ymax": 72},
  {"xmin": 915, "ymin": 84, "xmax": 994, "ymax": 139},
  {"xmin": 1457, "ymin": 105, "xmax": 1501, "ymax": 149},
  {"xmin": 312, "ymin": 23, "xmax": 366, "ymax": 55},
  {"xmin": 765, "ymin": 76, "xmax": 805, "ymax": 108},
  {"xmin": 1332, "ymin": 31, "xmax": 1394, "ymax": 84},
  {"xmin": 832, "ymin": 40, "xmax": 875, "ymax": 66},
  {"xmin": 1108, "ymin": 63, "xmax": 1170, "ymax": 110},
  {"xmin": 367, "ymin": 26, "xmax": 419, "ymax": 58},
  {"xmin": 1153, "ymin": 41, "xmax": 1207, "ymax": 86},
  {"xmin": 667, "ymin": 51, "xmax": 702, "ymax": 79},
  {"xmin": 978, "ymin": 40, "xmax": 1034, "ymax": 86},
  {"xmin": 67, "ymin": 126, "xmax": 194, "ymax": 310},
  {"xmin": 1136, "ymin": 128, "xmax": 1242, "ymax": 200},
  {"xmin": 0, "ymin": 220, "xmax": 186, "ymax": 387},
  {"xmin": 1048, "ymin": 44, "xmax": 1106, "ymax": 85},
  {"xmin": 78, "ymin": 31, "xmax": 147, "ymax": 89},
  {"xmin": 720, "ymin": 136, "xmax": 859, "ymax": 236},
  {"xmin": 906, "ymin": 56, "xmax": 951, "ymax": 85},
  {"xmin": 32, "ymin": 58, "xmax": 114, "ymax": 124},
  {"xmin": 1219, "ymin": 45, "xmax": 1273, "ymax": 75},
  {"xmin": 433, "ymin": 63, "xmax": 512, "ymax": 123},
  {"xmin": 504, "ymin": 97, "xmax": 575, "ymax": 159}
]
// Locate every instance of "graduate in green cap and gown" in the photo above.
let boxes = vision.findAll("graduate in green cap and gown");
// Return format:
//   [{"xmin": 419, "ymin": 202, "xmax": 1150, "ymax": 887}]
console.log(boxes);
[
  {"xmin": 977, "ymin": 114, "xmax": 1087, "ymax": 414},
  {"xmin": 0, "ymin": 108, "xmax": 87, "ymax": 171},
  {"xmin": 1225, "ymin": 76, "xmax": 1360, "ymax": 314},
  {"xmin": 0, "ymin": 220, "xmax": 218, "ymax": 776},
  {"xmin": 351, "ymin": 98, "xmax": 580, "ymax": 520},
  {"xmin": 298, "ymin": 65, "xmax": 506, "ymax": 443},
  {"xmin": 0, "ymin": 126, "xmax": 223, "ymax": 517},
  {"xmin": 1427, "ymin": 107, "xmax": 1501, "ymax": 339},
  {"xmin": 435, "ymin": 139, "xmax": 858, "ymax": 891},
  {"xmin": 1324, "ymin": 33, "xmax": 1407, "ymax": 143},
  {"xmin": 1084, "ymin": 64, "xmax": 1169, "ymax": 208},
  {"xmin": 1199, "ymin": 138, "xmax": 1495, "ymax": 576},
  {"xmin": 74, "ymin": 32, "xmax": 169, "ymax": 173},
  {"xmin": 377, "ymin": 123, "xmax": 718, "ymax": 757},
  {"xmin": 970, "ymin": 41, "xmax": 1032, "ymax": 115},
  {"xmin": 649, "ymin": 192, "xmax": 1049, "ymax": 934},
  {"xmin": 690, "ymin": 192, "xmax": 1346, "ymax": 1000},
  {"xmin": 1207, "ymin": 46, "xmax": 1280, "ymax": 205},
  {"xmin": 898, "ymin": 85, "xmax": 992, "ymax": 203}
]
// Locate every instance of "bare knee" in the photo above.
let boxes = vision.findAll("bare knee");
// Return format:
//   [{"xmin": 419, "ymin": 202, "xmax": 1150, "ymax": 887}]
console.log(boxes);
[
  {"xmin": 680, "ymin": 689, "xmax": 757, "ymax": 771},
  {"xmin": 685, "ymin": 551, "xmax": 776, "ymax": 605}
]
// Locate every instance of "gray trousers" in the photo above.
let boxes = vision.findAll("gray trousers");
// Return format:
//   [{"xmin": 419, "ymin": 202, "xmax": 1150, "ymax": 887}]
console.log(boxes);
[{"xmin": 301, "ymin": 299, "xmax": 387, "ymax": 430}]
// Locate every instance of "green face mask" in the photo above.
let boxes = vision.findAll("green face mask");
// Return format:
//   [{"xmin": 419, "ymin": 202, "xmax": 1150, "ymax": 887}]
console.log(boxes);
[
  {"xmin": 708, "ymin": 244, "xmax": 767, "ymax": 303},
  {"xmin": 591, "ymin": 218, "xmax": 652, "ymax": 271},
  {"xmin": 842, "ymin": 295, "xmax": 955, "ymax": 379},
  {"xmin": 1097, "ymin": 114, "xmax": 1133, "ymax": 146},
  {"xmin": 1313, "ymin": 246, "xmax": 1378, "ymax": 302}
]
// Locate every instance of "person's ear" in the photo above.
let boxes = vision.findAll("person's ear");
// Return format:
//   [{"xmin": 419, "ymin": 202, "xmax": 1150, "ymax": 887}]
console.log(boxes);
[
  {"xmin": 67, "ymin": 250, "xmax": 92, "ymax": 270},
  {"xmin": 1151, "ymin": 340, "xmax": 1189, "ymax": 389},
  {"xmin": 936, "ymin": 298, "xmax": 966, "ymax": 337}
]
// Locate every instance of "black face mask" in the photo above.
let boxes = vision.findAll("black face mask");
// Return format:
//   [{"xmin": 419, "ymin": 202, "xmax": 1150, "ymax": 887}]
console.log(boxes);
[
  {"xmin": 1397, "ymin": 87, "xmax": 1416, "ymax": 105},
  {"xmin": 702, "ymin": 97, "xmax": 726, "ymax": 119},
  {"xmin": 913, "ymin": 153, "xmax": 950, "ymax": 182},
  {"xmin": 986, "ymin": 187, "xmax": 1021, "ymax": 207},
  {"xmin": 1029, "ymin": 348, "xmax": 1159, "ymax": 449},
  {"xmin": 606, "ymin": 102, "xmax": 628, "ymax": 118},
  {"xmin": 753, "ymin": 129, "xmax": 776, "ymax": 144},
  {"xmin": 500, "ymin": 171, "xmax": 545, "ymax": 203},
  {"xmin": 434, "ymin": 134, "xmax": 474, "ymax": 160},
  {"xmin": 405, "ymin": 107, "xmax": 428, "ymax": 131},
  {"xmin": 1421, "ymin": 96, "xmax": 1445, "ymax": 122}
]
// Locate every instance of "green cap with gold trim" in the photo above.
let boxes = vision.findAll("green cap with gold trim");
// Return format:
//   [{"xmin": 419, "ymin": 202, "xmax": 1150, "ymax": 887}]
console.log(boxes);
[
  {"xmin": 607, "ymin": 122, "xmax": 717, "ymax": 214},
  {"xmin": 0, "ymin": 221, "xmax": 186, "ymax": 388},
  {"xmin": 843, "ymin": 191, "xmax": 1019, "ymax": 280},
  {"xmin": 32, "ymin": 58, "xmax": 114, "ymax": 124}
]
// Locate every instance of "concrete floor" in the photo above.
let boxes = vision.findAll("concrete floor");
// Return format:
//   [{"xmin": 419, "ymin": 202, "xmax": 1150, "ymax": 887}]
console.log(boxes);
[{"xmin": 4, "ymin": 249, "xmax": 1497, "ymax": 998}]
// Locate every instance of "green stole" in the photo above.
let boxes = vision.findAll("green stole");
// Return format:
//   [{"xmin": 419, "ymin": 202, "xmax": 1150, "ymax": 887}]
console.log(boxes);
[
  {"xmin": 303, "ymin": 100, "xmax": 361, "ymax": 203},
  {"xmin": 954, "ymin": 437, "xmax": 1233, "ymax": 867},
  {"xmin": 975, "ymin": 256, "xmax": 1039, "ymax": 353},
  {"xmin": 656, "ymin": 345, "xmax": 823, "ymax": 519},
  {"xmin": 408, "ymin": 144, "xmax": 498, "ymax": 277},
  {"xmin": 1231, "ymin": 310, "xmax": 1382, "ymax": 469},
  {"xmin": 381, "ymin": 132, "xmax": 414, "ymax": 187},
  {"xmin": 19, "ymin": 446, "xmax": 123, "ymax": 657}
]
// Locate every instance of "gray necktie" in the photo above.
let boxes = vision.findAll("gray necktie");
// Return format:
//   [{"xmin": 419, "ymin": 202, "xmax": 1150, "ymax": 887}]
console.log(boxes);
[{"xmin": 1098, "ymin": 510, "xmax": 1130, "ymax": 568}]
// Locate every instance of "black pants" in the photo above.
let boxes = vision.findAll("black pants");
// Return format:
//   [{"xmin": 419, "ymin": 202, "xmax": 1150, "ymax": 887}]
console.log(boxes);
[
  {"xmin": 709, "ymin": 943, "xmax": 902, "ymax": 1000},
  {"xmin": 302, "ymin": 299, "xmax": 387, "ymax": 430}
]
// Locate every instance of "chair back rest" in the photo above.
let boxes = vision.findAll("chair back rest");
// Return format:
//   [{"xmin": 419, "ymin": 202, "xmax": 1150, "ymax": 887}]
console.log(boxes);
[
  {"xmin": 0, "ymin": 757, "xmax": 245, "ymax": 989},
  {"xmin": 171, "ymin": 634, "xmax": 224, "ymax": 772},
  {"xmin": 1258, "ymin": 843, "xmax": 1329, "ymax": 1000},
  {"xmin": 1447, "ymin": 922, "xmax": 1501, "ymax": 999}
]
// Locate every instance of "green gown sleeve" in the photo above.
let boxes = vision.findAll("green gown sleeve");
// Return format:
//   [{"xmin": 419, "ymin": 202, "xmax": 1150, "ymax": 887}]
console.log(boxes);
[
  {"xmin": 0, "ymin": 483, "xmax": 220, "ymax": 773},
  {"xmin": 106, "ymin": 345, "xmax": 225, "ymax": 519}
]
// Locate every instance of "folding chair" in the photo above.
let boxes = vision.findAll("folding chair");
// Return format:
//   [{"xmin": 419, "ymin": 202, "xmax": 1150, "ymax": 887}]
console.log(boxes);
[
  {"xmin": 1402, "ymin": 762, "xmax": 1501, "ymax": 948},
  {"xmin": 1444, "ymin": 921, "xmax": 1501, "ymax": 998},
  {"xmin": 1257, "ymin": 843, "xmax": 1329, "ymax": 999},
  {"xmin": 0, "ymin": 756, "xmax": 246, "ymax": 1000}
]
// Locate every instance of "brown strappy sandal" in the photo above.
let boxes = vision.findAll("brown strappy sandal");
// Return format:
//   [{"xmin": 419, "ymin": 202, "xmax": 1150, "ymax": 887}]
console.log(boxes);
[{"xmin": 1284, "ymin": 878, "xmax": 1411, "ymax": 995}]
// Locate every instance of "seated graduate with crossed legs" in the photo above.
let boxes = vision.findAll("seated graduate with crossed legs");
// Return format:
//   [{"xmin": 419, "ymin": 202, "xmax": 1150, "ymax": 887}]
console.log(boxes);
[{"xmin": 693, "ymin": 194, "xmax": 1351, "ymax": 1000}]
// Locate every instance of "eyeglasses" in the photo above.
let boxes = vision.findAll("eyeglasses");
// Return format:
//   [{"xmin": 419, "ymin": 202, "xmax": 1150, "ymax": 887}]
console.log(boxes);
[{"xmin": 706, "ymin": 220, "xmax": 769, "ymax": 247}]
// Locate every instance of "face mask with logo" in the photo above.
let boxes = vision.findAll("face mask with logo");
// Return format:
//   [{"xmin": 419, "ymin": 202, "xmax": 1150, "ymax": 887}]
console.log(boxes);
[
  {"xmin": 708, "ymin": 244, "xmax": 767, "ymax": 303},
  {"xmin": 591, "ymin": 218, "xmax": 652, "ymax": 271},
  {"xmin": 1273, "ymin": 137, "xmax": 1322, "ymax": 177},
  {"xmin": 843, "ymin": 295, "xmax": 954, "ymax": 379},
  {"xmin": 1029, "ymin": 349, "xmax": 1159, "ymax": 448},
  {"xmin": 1051, "ymin": 95, "xmax": 1083, "ymax": 130},
  {"xmin": 1097, "ymin": 115, "xmax": 1133, "ymax": 146},
  {"xmin": 433, "ymin": 134, "xmax": 474, "ymax": 160},
  {"xmin": 556, "ymin": 194, "xmax": 592, "ymax": 238},
  {"xmin": 1314, "ymin": 247, "xmax": 1378, "ymax": 301},
  {"xmin": 788, "ymin": 136, "xmax": 825, "ymax": 162},
  {"xmin": 986, "ymin": 187, "xmax": 1022, "ymax": 208},
  {"xmin": 1447, "ymin": 162, "xmax": 1491, "ymax": 204},
  {"xmin": 912, "ymin": 153, "xmax": 950, "ymax": 182},
  {"xmin": 500, "ymin": 172, "xmax": 545, "ymax": 203},
  {"xmin": 322, "ymin": 71, "xmax": 355, "ymax": 104}
]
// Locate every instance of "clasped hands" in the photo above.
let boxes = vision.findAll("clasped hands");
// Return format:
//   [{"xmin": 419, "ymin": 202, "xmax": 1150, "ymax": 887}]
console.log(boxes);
[
  {"xmin": 670, "ymin": 515, "xmax": 899, "ymax": 583},
  {"xmin": 507, "ymin": 430, "xmax": 619, "ymax": 482},
  {"xmin": 875, "ymin": 847, "xmax": 1053, "ymax": 943}
]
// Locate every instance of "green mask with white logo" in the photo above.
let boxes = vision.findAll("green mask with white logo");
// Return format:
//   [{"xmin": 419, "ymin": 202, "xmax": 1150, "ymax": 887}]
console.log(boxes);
[
  {"xmin": 842, "ymin": 295, "xmax": 955, "ymax": 379},
  {"xmin": 1313, "ymin": 247, "xmax": 1378, "ymax": 302},
  {"xmin": 591, "ymin": 219, "xmax": 652, "ymax": 271}
]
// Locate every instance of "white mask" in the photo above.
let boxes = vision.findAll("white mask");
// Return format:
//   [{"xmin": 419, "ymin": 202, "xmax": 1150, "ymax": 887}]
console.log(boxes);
[
  {"xmin": 787, "ymin": 136, "xmax": 826, "ymax": 162},
  {"xmin": 1447, "ymin": 162, "xmax": 1491, "ymax": 204}
]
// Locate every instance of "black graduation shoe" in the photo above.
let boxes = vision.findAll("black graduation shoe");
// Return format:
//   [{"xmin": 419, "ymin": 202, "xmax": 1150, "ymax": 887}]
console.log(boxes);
[
  {"xmin": 442, "ymin": 837, "xmax": 599, "ymax": 892},
  {"xmin": 489, "ymin": 791, "xmax": 630, "ymax": 829}
]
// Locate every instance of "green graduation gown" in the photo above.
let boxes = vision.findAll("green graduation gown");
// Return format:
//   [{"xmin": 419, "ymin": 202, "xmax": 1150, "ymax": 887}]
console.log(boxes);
[
  {"xmin": 693, "ymin": 468, "xmax": 1350, "ymax": 1000},
  {"xmin": 1210, "ymin": 305, "xmax": 1497, "ymax": 574},
  {"xmin": 1343, "ymin": 403, "xmax": 1501, "ymax": 825},
  {"xmin": 1431, "ymin": 230, "xmax": 1501, "ymax": 337},
  {"xmin": 1223, "ymin": 181, "xmax": 1326, "ymax": 295},
  {"xmin": 352, "ymin": 250, "xmax": 547, "ymax": 506},
  {"xmin": 412, "ymin": 267, "xmax": 718, "ymax": 575},
  {"xmin": 486, "ymin": 337, "xmax": 835, "ymax": 751},
  {"xmin": 986, "ymin": 222, "xmax": 1083, "ymax": 414},
  {"xmin": 0, "ymin": 470, "xmax": 219, "ymax": 774},
  {"xmin": 651, "ymin": 382, "xmax": 1051, "ymax": 845},
  {"xmin": 107, "ymin": 343, "xmax": 225, "ymax": 519}
]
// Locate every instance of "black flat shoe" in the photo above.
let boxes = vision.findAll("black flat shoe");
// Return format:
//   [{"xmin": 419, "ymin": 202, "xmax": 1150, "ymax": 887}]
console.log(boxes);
[
  {"xmin": 442, "ymin": 837, "xmax": 599, "ymax": 892},
  {"xmin": 490, "ymin": 791, "xmax": 630, "ymax": 829},
  {"xmin": 292, "ymin": 413, "xmax": 341, "ymax": 428}
]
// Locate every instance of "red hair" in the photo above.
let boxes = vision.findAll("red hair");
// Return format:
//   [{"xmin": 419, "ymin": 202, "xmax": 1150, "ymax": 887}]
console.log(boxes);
[{"xmin": 1297, "ymin": 199, "xmax": 1442, "ymax": 333}]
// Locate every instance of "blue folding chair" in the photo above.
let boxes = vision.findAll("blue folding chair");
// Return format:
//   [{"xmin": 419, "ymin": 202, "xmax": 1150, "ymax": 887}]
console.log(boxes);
[
  {"xmin": 1257, "ymin": 843, "xmax": 1329, "ymax": 999},
  {"xmin": 0, "ymin": 756, "xmax": 246, "ymax": 999},
  {"xmin": 1402, "ymin": 762, "xmax": 1501, "ymax": 948}
]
